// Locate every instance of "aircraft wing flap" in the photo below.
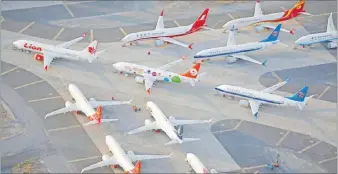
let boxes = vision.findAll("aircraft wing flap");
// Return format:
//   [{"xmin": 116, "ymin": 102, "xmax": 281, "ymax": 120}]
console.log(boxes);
[
  {"xmin": 260, "ymin": 23, "xmax": 293, "ymax": 34},
  {"xmin": 248, "ymin": 100, "xmax": 261, "ymax": 118},
  {"xmin": 158, "ymin": 57, "xmax": 185, "ymax": 71},
  {"xmin": 231, "ymin": 54, "xmax": 265, "ymax": 65},
  {"xmin": 157, "ymin": 37, "xmax": 192, "ymax": 49},
  {"xmin": 129, "ymin": 153, "xmax": 172, "ymax": 162},
  {"xmin": 170, "ymin": 118, "xmax": 212, "ymax": 127},
  {"xmin": 127, "ymin": 122, "xmax": 160, "ymax": 135},
  {"xmin": 89, "ymin": 99, "xmax": 132, "ymax": 108},
  {"xmin": 81, "ymin": 156, "xmax": 118, "ymax": 173},
  {"xmin": 261, "ymin": 77, "xmax": 289, "ymax": 93},
  {"xmin": 56, "ymin": 33, "xmax": 86, "ymax": 48},
  {"xmin": 45, "ymin": 103, "xmax": 78, "ymax": 119}
]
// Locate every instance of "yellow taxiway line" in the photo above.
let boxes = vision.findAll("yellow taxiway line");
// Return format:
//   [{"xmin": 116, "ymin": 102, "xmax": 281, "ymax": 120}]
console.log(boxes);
[
  {"xmin": 14, "ymin": 80, "xmax": 45, "ymax": 90},
  {"xmin": 90, "ymin": 29, "xmax": 94, "ymax": 42},
  {"xmin": 53, "ymin": 27, "xmax": 65, "ymax": 40},
  {"xmin": 18, "ymin": 21, "xmax": 35, "ymax": 34},
  {"xmin": 275, "ymin": 130, "xmax": 290, "ymax": 146},
  {"xmin": 228, "ymin": 13, "xmax": 235, "ymax": 20},
  {"xmin": 48, "ymin": 125, "xmax": 81, "ymax": 132},
  {"xmin": 298, "ymin": 140, "xmax": 322, "ymax": 153},
  {"xmin": 119, "ymin": 28, "xmax": 128, "ymax": 37},
  {"xmin": 28, "ymin": 96, "xmax": 62, "ymax": 103},
  {"xmin": 68, "ymin": 155, "xmax": 101, "ymax": 163},
  {"xmin": 271, "ymin": 71, "xmax": 283, "ymax": 82},
  {"xmin": 1, "ymin": 67, "xmax": 19, "ymax": 76},
  {"xmin": 318, "ymin": 156, "xmax": 337, "ymax": 164},
  {"xmin": 317, "ymin": 86, "xmax": 331, "ymax": 99},
  {"xmin": 173, "ymin": 20, "xmax": 181, "ymax": 27},
  {"xmin": 62, "ymin": 2, "xmax": 75, "ymax": 18},
  {"xmin": 0, "ymin": 16, "xmax": 5, "ymax": 23}
]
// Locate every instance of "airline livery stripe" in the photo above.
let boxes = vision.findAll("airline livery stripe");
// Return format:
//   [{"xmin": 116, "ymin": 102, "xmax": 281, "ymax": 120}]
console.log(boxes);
[
  {"xmin": 194, "ymin": 47, "xmax": 261, "ymax": 58},
  {"xmin": 215, "ymin": 88, "xmax": 283, "ymax": 104}
]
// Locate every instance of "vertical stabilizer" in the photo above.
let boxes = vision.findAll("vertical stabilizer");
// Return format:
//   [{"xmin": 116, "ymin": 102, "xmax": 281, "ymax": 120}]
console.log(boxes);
[
  {"xmin": 156, "ymin": 9, "xmax": 165, "ymax": 30},
  {"xmin": 227, "ymin": 25, "xmax": 236, "ymax": 46},
  {"xmin": 327, "ymin": 12, "xmax": 336, "ymax": 33},
  {"xmin": 254, "ymin": 0, "xmax": 263, "ymax": 17}
]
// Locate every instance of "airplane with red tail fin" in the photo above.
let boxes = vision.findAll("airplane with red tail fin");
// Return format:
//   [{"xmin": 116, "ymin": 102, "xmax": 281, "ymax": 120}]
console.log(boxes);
[
  {"xmin": 121, "ymin": 8, "xmax": 211, "ymax": 49},
  {"xmin": 44, "ymin": 84, "xmax": 132, "ymax": 126}
]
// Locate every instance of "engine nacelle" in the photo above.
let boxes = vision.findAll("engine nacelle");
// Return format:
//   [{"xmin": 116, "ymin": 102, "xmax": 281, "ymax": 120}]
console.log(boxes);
[
  {"xmin": 65, "ymin": 101, "xmax": 72, "ymax": 107},
  {"xmin": 327, "ymin": 42, "xmax": 337, "ymax": 49},
  {"xmin": 239, "ymin": 100, "xmax": 250, "ymax": 108},
  {"xmin": 168, "ymin": 116, "xmax": 175, "ymax": 121},
  {"xmin": 34, "ymin": 53, "xmax": 44, "ymax": 61},
  {"xmin": 145, "ymin": 119, "xmax": 152, "ymax": 126},
  {"xmin": 135, "ymin": 76, "xmax": 144, "ymax": 84},
  {"xmin": 155, "ymin": 39, "xmax": 165, "ymax": 46},
  {"xmin": 227, "ymin": 57, "xmax": 237, "ymax": 64},
  {"xmin": 210, "ymin": 169, "xmax": 218, "ymax": 173},
  {"xmin": 177, "ymin": 125, "xmax": 183, "ymax": 139},
  {"xmin": 102, "ymin": 154, "xmax": 110, "ymax": 161},
  {"xmin": 254, "ymin": 25, "xmax": 265, "ymax": 33}
]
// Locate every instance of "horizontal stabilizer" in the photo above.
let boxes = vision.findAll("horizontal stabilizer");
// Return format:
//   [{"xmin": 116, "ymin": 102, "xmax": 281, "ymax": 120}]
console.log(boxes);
[
  {"xmin": 83, "ymin": 119, "xmax": 118, "ymax": 126},
  {"xmin": 165, "ymin": 138, "xmax": 200, "ymax": 145}
]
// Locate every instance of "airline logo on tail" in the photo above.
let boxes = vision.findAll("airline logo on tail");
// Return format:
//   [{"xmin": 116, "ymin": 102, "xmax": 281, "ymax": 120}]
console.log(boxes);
[
  {"xmin": 180, "ymin": 63, "xmax": 201, "ymax": 79},
  {"xmin": 128, "ymin": 161, "xmax": 141, "ymax": 174},
  {"xmin": 90, "ymin": 105, "xmax": 102, "ymax": 124},
  {"xmin": 88, "ymin": 46, "xmax": 96, "ymax": 54},
  {"xmin": 190, "ymin": 8, "xmax": 209, "ymax": 32}
]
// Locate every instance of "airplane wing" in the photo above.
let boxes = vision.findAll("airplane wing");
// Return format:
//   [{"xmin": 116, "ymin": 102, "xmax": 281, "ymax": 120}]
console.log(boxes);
[
  {"xmin": 155, "ymin": 9, "xmax": 165, "ymax": 30},
  {"xmin": 157, "ymin": 37, "xmax": 193, "ymax": 49},
  {"xmin": 56, "ymin": 33, "xmax": 87, "ymax": 48},
  {"xmin": 81, "ymin": 156, "xmax": 118, "ymax": 173},
  {"xmin": 143, "ymin": 75, "xmax": 157, "ymax": 95},
  {"xmin": 260, "ymin": 77, "xmax": 289, "ymax": 93},
  {"xmin": 231, "ymin": 54, "xmax": 267, "ymax": 66},
  {"xmin": 88, "ymin": 99, "xmax": 133, "ymax": 108},
  {"xmin": 248, "ymin": 100, "xmax": 261, "ymax": 118},
  {"xmin": 260, "ymin": 23, "xmax": 294, "ymax": 34},
  {"xmin": 42, "ymin": 51, "xmax": 57, "ymax": 71},
  {"xmin": 170, "ymin": 118, "xmax": 212, "ymax": 127},
  {"xmin": 158, "ymin": 57, "xmax": 185, "ymax": 71},
  {"xmin": 127, "ymin": 122, "xmax": 160, "ymax": 135},
  {"xmin": 45, "ymin": 103, "xmax": 78, "ymax": 119},
  {"xmin": 129, "ymin": 153, "xmax": 172, "ymax": 162},
  {"xmin": 227, "ymin": 25, "xmax": 236, "ymax": 46}
]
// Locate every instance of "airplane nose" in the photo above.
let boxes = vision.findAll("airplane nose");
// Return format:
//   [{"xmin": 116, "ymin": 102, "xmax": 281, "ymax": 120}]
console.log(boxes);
[
  {"xmin": 13, "ymin": 41, "xmax": 20, "ymax": 47},
  {"xmin": 121, "ymin": 35, "xmax": 128, "ymax": 42},
  {"xmin": 112, "ymin": 63, "xmax": 121, "ymax": 71}
]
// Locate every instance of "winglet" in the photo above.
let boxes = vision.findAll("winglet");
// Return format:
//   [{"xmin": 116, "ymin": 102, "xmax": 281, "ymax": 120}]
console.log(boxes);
[
  {"xmin": 254, "ymin": 113, "xmax": 258, "ymax": 119},
  {"xmin": 44, "ymin": 65, "xmax": 48, "ymax": 71},
  {"xmin": 169, "ymin": 152, "xmax": 174, "ymax": 158},
  {"xmin": 230, "ymin": 25, "xmax": 235, "ymax": 32},
  {"xmin": 290, "ymin": 28, "xmax": 295, "ymax": 35},
  {"xmin": 208, "ymin": 117, "xmax": 214, "ymax": 123},
  {"xmin": 146, "ymin": 89, "xmax": 151, "ymax": 95},
  {"xmin": 82, "ymin": 32, "xmax": 87, "ymax": 38},
  {"xmin": 262, "ymin": 60, "xmax": 268, "ymax": 66},
  {"xmin": 160, "ymin": 9, "xmax": 164, "ymax": 16},
  {"xmin": 285, "ymin": 77, "xmax": 290, "ymax": 82},
  {"xmin": 188, "ymin": 43, "xmax": 193, "ymax": 49}
]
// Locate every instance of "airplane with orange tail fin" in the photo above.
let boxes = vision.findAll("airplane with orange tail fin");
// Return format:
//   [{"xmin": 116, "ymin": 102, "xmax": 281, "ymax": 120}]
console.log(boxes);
[
  {"xmin": 112, "ymin": 57, "xmax": 206, "ymax": 95},
  {"xmin": 121, "ymin": 8, "xmax": 211, "ymax": 49},
  {"xmin": 81, "ymin": 135, "xmax": 172, "ymax": 173},
  {"xmin": 12, "ymin": 33, "xmax": 105, "ymax": 71},
  {"xmin": 44, "ymin": 84, "xmax": 132, "ymax": 126},
  {"xmin": 223, "ymin": 0, "xmax": 312, "ymax": 34}
]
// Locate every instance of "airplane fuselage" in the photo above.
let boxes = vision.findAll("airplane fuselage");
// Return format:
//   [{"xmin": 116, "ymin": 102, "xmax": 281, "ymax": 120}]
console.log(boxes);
[
  {"xmin": 146, "ymin": 101, "xmax": 182, "ymax": 143},
  {"xmin": 215, "ymin": 85, "xmax": 300, "ymax": 107},
  {"xmin": 113, "ymin": 62, "xmax": 192, "ymax": 84},
  {"xmin": 13, "ymin": 40, "xmax": 91, "ymax": 61},
  {"xmin": 186, "ymin": 153, "xmax": 209, "ymax": 173},
  {"xmin": 295, "ymin": 32, "xmax": 338, "ymax": 46},
  {"xmin": 194, "ymin": 41, "xmax": 279, "ymax": 59},
  {"xmin": 106, "ymin": 135, "xmax": 135, "ymax": 172},
  {"xmin": 68, "ymin": 84, "xmax": 96, "ymax": 116}
]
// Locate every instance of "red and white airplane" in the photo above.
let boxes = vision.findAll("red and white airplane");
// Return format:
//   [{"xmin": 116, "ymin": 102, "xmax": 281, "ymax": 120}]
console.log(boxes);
[
  {"xmin": 121, "ymin": 8, "xmax": 210, "ymax": 49},
  {"xmin": 12, "ymin": 33, "xmax": 104, "ymax": 71},
  {"xmin": 81, "ymin": 135, "xmax": 172, "ymax": 173},
  {"xmin": 45, "ymin": 84, "xmax": 132, "ymax": 126},
  {"xmin": 186, "ymin": 153, "xmax": 218, "ymax": 173}
]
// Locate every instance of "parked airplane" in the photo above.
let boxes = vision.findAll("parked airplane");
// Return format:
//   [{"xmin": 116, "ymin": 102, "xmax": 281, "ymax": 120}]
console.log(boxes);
[
  {"xmin": 186, "ymin": 153, "xmax": 218, "ymax": 173},
  {"xmin": 81, "ymin": 135, "xmax": 172, "ymax": 173},
  {"xmin": 12, "ymin": 33, "xmax": 105, "ymax": 71},
  {"xmin": 215, "ymin": 78, "xmax": 314, "ymax": 118},
  {"xmin": 194, "ymin": 24, "xmax": 284, "ymax": 65},
  {"xmin": 112, "ymin": 58, "xmax": 205, "ymax": 95},
  {"xmin": 127, "ymin": 101, "xmax": 212, "ymax": 145},
  {"xmin": 121, "ymin": 8, "xmax": 210, "ymax": 49},
  {"xmin": 45, "ymin": 84, "xmax": 132, "ymax": 126},
  {"xmin": 295, "ymin": 12, "xmax": 337, "ymax": 49},
  {"xmin": 223, "ymin": 0, "xmax": 311, "ymax": 34}
]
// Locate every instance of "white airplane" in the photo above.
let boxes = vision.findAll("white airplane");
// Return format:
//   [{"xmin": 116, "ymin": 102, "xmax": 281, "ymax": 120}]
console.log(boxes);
[
  {"xmin": 223, "ymin": 0, "xmax": 311, "ymax": 34},
  {"xmin": 112, "ymin": 58, "xmax": 205, "ymax": 95},
  {"xmin": 127, "ymin": 101, "xmax": 212, "ymax": 145},
  {"xmin": 121, "ymin": 8, "xmax": 210, "ymax": 49},
  {"xmin": 194, "ymin": 24, "xmax": 284, "ymax": 65},
  {"xmin": 215, "ymin": 78, "xmax": 314, "ymax": 118},
  {"xmin": 295, "ymin": 12, "xmax": 337, "ymax": 49},
  {"xmin": 81, "ymin": 135, "xmax": 172, "ymax": 173},
  {"xmin": 12, "ymin": 33, "xmax": 105, "ymax": 71},
  {"xmin": 44, "ymin": 84, "xmax": 132, "ymax": 126},
  {"xmin": 186, "ymin": 153, "xmax": 217, "ymax": 173}
]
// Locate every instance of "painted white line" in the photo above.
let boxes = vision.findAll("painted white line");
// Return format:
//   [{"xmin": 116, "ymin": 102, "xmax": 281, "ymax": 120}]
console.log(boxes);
[
  {"xmin": 234, "ymin": 120, "xmax": 243, "ymax": 130},
  {"xmin": 298, "ymin": 141, "xmax": 321, "ymax": 153},
  {"xmin": 64, "ymin": 1, "xmax": 95, "ymax": 5},
  {"xmin": 280, "ymin": 7, "xmax": 287, "ymax": 11},
  {"xmin": 212, "ymin": 120, "xmax": 243, "ymax": 134},
  {"xmin": 90, "ymin": 29, "xmax": 94, "ymax": 42},
  {"xmin": 68, "ymin": 155, "xmax": 101, "ymax": 163},
  {"xmin": 14, "ymin": 80, "xmax": 45, "ymax": 90},
  {"xmin": 48, "ymin": 125, "xmax": 80, "ymax": 132},
  {"xmin": 28, "ymin": 96, "xmax": 62, "ymax": 103},
  {"xmin": 1, "ymin": 67, "xmax": 19, "ymax": 76},
  {"xmin": 212, "ymin": 20, "xmax": 222, "ymax": 29},
  {"xmin": 173, "ymin": 20, "xmax": 181, "ymax": 27},
  {"xmin": 317, "ymin": 86, "xmax": 331, "ymax": 99},
  {"xmin": 242, "ymin": 164, "xmax": 267, "ymax": 171},
  {"xmin": 53, "ymin": 27, "xmax": 65, "ymax": 40},
  {"xmin": 119, "ymin": 28, "xmax": 128, "ymax": 37},
  {"xmin": 276, "ymin": 130, "xmax": 290, "ymax": 146},
  {"xmin": 18, "ymin": 21, "xmax": 35, "ymax": 34},
  {"xmin": 318, "ymin": 156, "xmax": 337, "ymax": 164},
  {"xmin": 228, "ymin": 13, "xmax": 235, "ymax": 20},
  {"xmin": 272, "ymin": 71, "xmax": 283, "ymax": 82},
  {"xmin": 62, "ymin": 2, "xmax": 75, "ymax": 18}
]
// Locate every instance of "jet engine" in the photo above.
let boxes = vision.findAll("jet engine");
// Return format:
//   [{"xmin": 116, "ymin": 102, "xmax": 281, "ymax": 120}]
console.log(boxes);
[
  {"xmin": 102, "ymin": 154, "xmax": 110, "ymax": 161},
  {"xmin": 327, "ymin": 42, "xmax": 337, "ymax": 49},
  {"xmin": 254, "ymin": 25, "xmax": 265, "ymax": 33},
  {"xmin": 34, "ymin": 53, "xmax": 44, "ymax": 61},
  {"xmin": 227, "ymin": 57, "xmax": 237, "ymax": 64},
  {"xmin": 155, "ymin": 40, "xmax": 165, "ymax": 47},
  {"xmin": 239, "ymin": 100, "xmax": 250, "ymax": 108},
  {"xmin": 168, "ymin": 116, "xmax": 175, "ymax": 121},
  {"xmin": 135, "ymin": 76, "xmax": 144, "ymax": 84},
  {"xmin": 177, "ymin": 125, "xmax": 184, "ymax": 139},
  {"xmin": 210, "ymin": 169, "xmax": 218, "ymax": 173},
  {"xmin": 145, "ymin": 119, "xmax": 152, "ymax": 126},
  {"xmin": 65, "ymin": 101, "xmax": 72, "ymax": 107}
]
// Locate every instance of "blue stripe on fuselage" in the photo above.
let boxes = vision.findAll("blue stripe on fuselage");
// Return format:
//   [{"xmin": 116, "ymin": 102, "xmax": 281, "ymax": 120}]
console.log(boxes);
[
  {"xmin": 215, "ymin": 88, "xmax": 283, "ymax": 105},
  {"xmin": 298, "ymin": 37, "xmax": 338, "ymax": 46},
  {"xmin": 194, "ymin": 47, "xmax": 261, "ymax": 59}
]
